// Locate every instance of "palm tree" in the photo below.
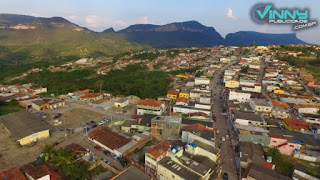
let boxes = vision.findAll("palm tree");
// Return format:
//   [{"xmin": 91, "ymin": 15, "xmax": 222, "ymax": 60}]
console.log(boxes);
[
  {"xmin": 42, "ymin": 144, "xmax": 56, "ymax": 161},
  {"xmin": 52, "ymin": 148, "xmax": 73, "ymax": 167}
]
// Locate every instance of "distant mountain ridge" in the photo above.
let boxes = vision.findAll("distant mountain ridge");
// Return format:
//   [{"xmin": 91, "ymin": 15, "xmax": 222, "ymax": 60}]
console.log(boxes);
[{"xmin": 0, "ymin": 13, "xmax": 309, "ymax": 60}]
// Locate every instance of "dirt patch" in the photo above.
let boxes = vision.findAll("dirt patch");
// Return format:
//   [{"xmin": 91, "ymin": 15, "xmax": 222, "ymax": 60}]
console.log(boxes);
[{"xmin": 59, "ymin": 108, "xmax": 105, "ymax": 129}]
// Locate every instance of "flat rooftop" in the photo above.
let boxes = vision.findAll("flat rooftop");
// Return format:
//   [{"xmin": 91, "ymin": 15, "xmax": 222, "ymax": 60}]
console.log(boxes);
[
  {"xmin": 250, "ymin": 98, "xmax": 270, "ymax": 106},
  {"xmin": 152, "ymin": 116, "xmax": 182, "ymax": 124},
  {"xmin": 112, "ymin": 166, "xmax": 150, "ymax": 180},
  {"xmin": 0, "ymin": 111, "xmax": 50, "ymax": 140},
  {"xmin": 233, "ymin": 110, "xmax": 264, "ymax": 122},
  {"xmin": 191, "ymin": 139, "xmax": 219, "ymax": 154}
]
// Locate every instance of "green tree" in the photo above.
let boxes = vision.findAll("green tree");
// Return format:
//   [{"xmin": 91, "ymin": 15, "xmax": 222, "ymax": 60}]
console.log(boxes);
[
  {"xmin": 42, "ymin": 144, "xmax": 56, "ymax": 161},
  {"xmin": 52, "ymin": 148, "xmax": 74, "ymax": 167}
]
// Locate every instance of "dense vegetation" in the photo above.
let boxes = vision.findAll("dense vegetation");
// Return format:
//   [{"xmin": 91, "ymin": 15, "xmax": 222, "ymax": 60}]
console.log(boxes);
[
  {"xmin": 0, "ymin": 99, "xmax": 23, "ymax": 116},
  {"xmin": 11, "ymin": 64, "xmax": 171, "ymax": 99},
  {"xmin": 266, "ymin": 148, "xmax": 294, "ymax": 176}
]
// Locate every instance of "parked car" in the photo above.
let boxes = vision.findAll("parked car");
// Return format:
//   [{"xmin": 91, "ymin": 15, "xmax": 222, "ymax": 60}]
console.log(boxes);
[
  {"xmin": 223, "ymin": 173, "xmax": 228, "ymax": 180},
  {"xmin": 103, "ymin": 150, "xmax": 111, "ymax": 156},
  {"xmin": 101, "ymin": 158, "xmax": 110, "ymax": 165},
  {"xmin": 102, "ymin": 117, "xmax": 111, "ymax": 122},
  {"xmin": 98, "ymin": 120, "xmax": 106, "ymax": 125},
  {"xmin": 226, "ymin": 135, "xmax": 229, "ymax": 139},
  {"xmin": 111, "ymin": 154, "xmax": 118, "ymax": 159},
  {"xmin": 53, "ymin": 115, "xmax": 59, "ymax": 119},
  {"xmin": 90, "ymin": 124, "xmax": 97, "ymax": 128},
  {"xmin": 90, "ymin": 120, "xmax": 95, "ymax": 124},
  {"xmin": 81, "ymin": 124, "xmax": 87, "ymax": 128},
  {"xmin": 57, "ymin": 113, "xmax": 63, "ymax": 117},
  {"xmin": 221, "ymin": 137, "xmax": 226, "ymax": 142},
  {"xmin": 94, "ymin": 145, "xmax": 102, "ymax": 151},
  {"xmin": 117, "ymin": 157, "xmax": 127, "ymax": 167}
]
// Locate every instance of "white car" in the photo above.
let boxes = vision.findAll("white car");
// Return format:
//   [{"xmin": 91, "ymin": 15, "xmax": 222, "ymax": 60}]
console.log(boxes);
[
  {"xmin": 226, "ymin": 135, "xmax": 229, "ymax": 139},
  {"xmin": 98, "ymin": 120, "xmax": 106, "ymax": 125},
  {"xmin": 221, "ymin": 137, "xmax": 226, "ymax": 142}
]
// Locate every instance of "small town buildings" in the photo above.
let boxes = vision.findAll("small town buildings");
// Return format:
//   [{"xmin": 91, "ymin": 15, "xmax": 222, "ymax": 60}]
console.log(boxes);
[
  {"xmin": 167, "ymin": 90, "xmax": 179, "ymax": 101},
  {"xmin": 145, "ymin": 141, "xmax": 171, "ymax": 170},
  {"xmin": 270, "ymin": 100, "xmax": 291, "ymax": 119},
  {"xmin": 179, "ymin": 89, "xmax": 190, "ymax": 98},
  {"xmin": 151, "ymin": 116, "xmax": 182, "ymax": 140},
  {"xmin": 182, "ymin": 123, "xmax": 216, "ymax": 147},
  {"xmin": 194, "ymin": 77, "xmax": 210, "ymax": 85},
  {"xmin": 31, "ymin": 100, "xmax": 49, "ymax": 110},
  {"xmin": 241, "ymin": 84, "xmax": 262, "ymax": 93},
  {"xmin": 137, "ymin": 99, "xmax": 165, "ymax": 115},
  {"xmin": 175, "ymin": 97, "xmax": 189, "ymax": 106},
  {"xmin": 88, "ymin": 127, "xmax": 132, "ymax": 157},
  {"xmin": 294, "ymin": 104, "xmax": 320, "ymax": 115},
  {"xmin": 268, "ymin": 133, "xmax": 301, "ymax": 156},
  {"xmin": 173, "ymin": 105, "xmax": 211, "ymax": 116},
  {"xmin": 79, "ymin": 93, "xmax": 103, "ymax": 102},
  {"xmin": 249, "ymin": 98, "xmax": 272, "ymax": 115},
  {"xmin": 186, "ymin": 140, "xmax": 220, "ymax": 162},
  {"xmin": 229, "ymin": 90, "xmax": 251, "ymax": 103},
  {"xmin": 114, "ymin": 98, "xmax": 129, "ymax": 108},
  {"xmin": 0, "ymin": 111, "xmax": 50, "ymax": 145},
  {"xmin": 225, "ymin": 79, "xmax": 240, "ymax": 89},
  {"xmin": 233, "ymin": 110, "xmax": 266, "ymax": 127}
]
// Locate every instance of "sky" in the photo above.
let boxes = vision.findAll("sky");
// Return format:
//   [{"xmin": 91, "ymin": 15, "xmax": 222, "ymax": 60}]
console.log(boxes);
[{"xmin": 0, "ymin": 0, "xmax": 319, "ymax": 44}]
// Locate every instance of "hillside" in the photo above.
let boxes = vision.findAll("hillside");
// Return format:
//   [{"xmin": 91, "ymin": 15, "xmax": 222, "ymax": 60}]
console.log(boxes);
[
  {"xmin": 117, "ymin": 21, "xmax": 225, "ymax": 48},
  {"xmin": 0, "ymin": 14, "xmax": 147, "ymax": 60},
  {"xmin": 225, "ymin": 31, "xmax": 307, "ymax": 46}
]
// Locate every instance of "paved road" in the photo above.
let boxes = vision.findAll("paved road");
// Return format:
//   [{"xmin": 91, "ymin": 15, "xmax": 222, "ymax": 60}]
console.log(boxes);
[
  {"xmin": 258, "ymin": 58, "xmax": 272, "ymax": 100},
  {"xmin": 211, "ymin": 61, "xmax": 239, "ymax": 180}
]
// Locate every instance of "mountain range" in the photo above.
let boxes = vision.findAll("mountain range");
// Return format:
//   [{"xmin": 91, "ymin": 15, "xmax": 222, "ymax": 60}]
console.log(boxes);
[{"xmin": 0, "ymin": 14, "xmax": 308, "ymax": 59}]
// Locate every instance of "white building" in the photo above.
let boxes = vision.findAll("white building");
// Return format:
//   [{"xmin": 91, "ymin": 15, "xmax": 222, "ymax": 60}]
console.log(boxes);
[
  {"xmin": 229, "ymin": 90, "xmax": 251, "ymax": 103},
  {"xmin": 195, "ymin": 77, "xmax": 210, "ymax": 86},
  {"xmin": 241, "ymin": 84, "xmax": 261, "ymax": 93}
]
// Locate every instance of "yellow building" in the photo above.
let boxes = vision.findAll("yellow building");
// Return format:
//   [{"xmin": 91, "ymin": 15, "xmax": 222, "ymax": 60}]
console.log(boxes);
[
  {"xmin": 274, "ymin": 89, "xmax": 285, "ymax": 95},
  {"xmin": 176, "ymin": 74, "xmax": 188, "ymax": 79},
  {"xmin": 167, "ymin": 90, "xmax": 179, "ymax": 100},
  {"xmin": 0, "ymin": 111, "xmax": 50, "ymax": 146},
  {"xmin": 225, "ymin": 79, "xmax": 240, "ymax": 88},
  {"xmin": 179, "ymin": 89, "xmax": 190, "ymax": 98}
]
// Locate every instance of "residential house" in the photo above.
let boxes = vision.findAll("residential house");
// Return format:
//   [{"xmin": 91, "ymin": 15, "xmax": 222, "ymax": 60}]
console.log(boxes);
[
  {"xmin": 249, "ymin": 98, "xmax": 272, "ymax": 115},
  {"xmin": 242, "ymin": 164, "xmax": 291, "ymax": 180},
  {"xmin": 270, "ymin": 100, "xmax": 291, "ymax": 119},
  {"xmin": 0, "ymin": 167, "xmax": 27, "ymax": 180},
  {"xmin": 240, "ymin": 142, "xmax": 265, "ymax": 169},
  {"xmin": 294, "ymin": 104, "xmax": 320, "ymax": 115},
  {"xmin": 179, "ymin": 89, "xmax": 190, "ymax": 98},
  {"xmin": 225, "ymin": 79, "xmax": 240, "ymax": 89},
  {"xmin": 20, "ymin": 164, "xmax": 62, "ymax": 180},
  {"xmin": 114, "ymin": 98, "xmax": 129, "ymax": 108},
  {"xmin": 241, "ymin": 84, "xmax": 262, "ymax": 93},
  {"xmin": 167, "ymin": 90, "xmax": 179, "ymax": 101},
  {"xmin": 229, "ymin": 90, "xmax": 251, "ymax": 103},
  {"xmin": 145, "ymin": 141, "xmax": 171, "ymax": 170},
  {"xmin": 233, "ymin": 110, "xmax": 266, "ymax": 127},
  {"xmin": 137, "ymin": 99, "xmax": 165, "ymax": 115},
  {"xmin": 186, "ymin": 140, "xmax": 220, "ymax": 162},
  {"xmin": 151, "ymin": 116, "xmax": 182, "ymax": 140},
  {"xmin": 175, "ymin": 97, "xmax": 189, "ymax": 106},
  {"xmin": 194, "ymin": 77, "xmax": 210, "ymax": 86},
  {"xmin": 31, "ymin": 100, "xmax": 49, "ymax": 110},
  {"xmin": 268, "ymin": 133, "xmax": 301, "ymax": 156},
  {"xmin": 79, "ymin": 93, "xmax": 103, "ymax": 102},
  {"xmin": 182, "ymin": 123, "xmax": 216, "ymax": 147},
  {"xmin": 0, "ymin": 111, "xmax": 50, "ymax": 145}
]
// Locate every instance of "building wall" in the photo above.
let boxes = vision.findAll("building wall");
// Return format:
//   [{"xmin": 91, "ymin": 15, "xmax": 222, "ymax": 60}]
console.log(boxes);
[
  {"xmin": 173, "ymin": 106, "xmax": 211, "ymax": 116},
  {"xmin": 182, "ymin": 131, "xmax": 216, "ymax": 147},
  {"xmin": 19, "ymin": 130, "xmax": 50, "ymax": 145},
  {"xmin": 225, "ymin": 80, "xmax": 240, "ymax": 88},
  {"xmin": 239, "ymin": 134, "xmax": 271, "ymax": 146},
  {"xmin": 298, "ymin": 108, "xmax": 319, "ymax": 115},
  {"xmin": 195, "ymin": 78, "xmax": 210, "ymax": 85},
  {"xmin": 229, "ymin": 91, "xmax": 251, "ymax": 103},
  {"xmin": 179, "ymin": 93, "xmax": 189, "ymax": 98},
  {"xmin": 137, "ymin": 105, "xmax": 163, "ymax": 115},
  {"xmin": 194, "ymin": 103, "xmax": 211, "ymax": 110},
  {"xmin": 145, "ymin": 153, "xmax": 157, "ymax": 170},
  {"xmin": 271, "ymin": 111, "xmax": 290, "ymax": 119},
  {"xmin": 114, "ymin": 100, "xmax": 129, "ymax": 108},
  {"xmin": 151, "ymin": 121, "xmax": 181, "ymax": 141},
  {"xmin": 185, "ymin": 144, "xmax": 219, "ymax": 162},
  {"xmin": 167, "ymin": 94, "xmax": 178, "ymax": 100},
  {"xmin": 157, "ymin": 164, "xmax": 185, "ymax": 180},
  {"xmin": 235, "ymin": 118, "xmax": 265, "ymax": 127}
]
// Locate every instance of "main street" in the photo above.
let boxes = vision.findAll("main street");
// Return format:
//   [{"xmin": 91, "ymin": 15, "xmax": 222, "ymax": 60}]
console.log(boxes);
[{"xmin": 211, "ymin": 60, "xmax": 239, "ymax": 180}]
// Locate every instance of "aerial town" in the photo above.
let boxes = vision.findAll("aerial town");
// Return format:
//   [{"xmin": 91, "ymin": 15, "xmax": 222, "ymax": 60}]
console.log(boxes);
[{"xmin": 0, "ymin": 44, "xmax": 320, "ymax": 180}]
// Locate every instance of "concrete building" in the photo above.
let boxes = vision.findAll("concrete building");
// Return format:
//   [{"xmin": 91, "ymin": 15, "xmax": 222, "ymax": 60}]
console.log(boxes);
[
  {"xmin": 186, "ymin": 140, "xmax": 220, "ymax": 163},
  {"xmin": 233, "ymin": 110, "xmax": 266, "ymax": 127},
  {"xmin": 194, "ymin": 77, "xmax": 210, "ymax": 86},
  {"xmin": 0, "ymin": 111, "xmax": 50, "ymax": 145},
  {"xmin": 145, "ymin": 141, "xmax": 171, "ymax": 170},
  {"xmin": 79, "ymin": 93, "xmax": 103, "ymax": 102},
  {"xmin": 137, "ymin": 99, "xmax": 165, "ymax": 115},
  {"xmin": 151, "ymin": 116, "xmax": 182, "ymax": 140},
  {"xmin": 111, "ymin": 166, "xmax": 151, "ymax": 180},
  {"xmin": 173, "ymin": 105, "xmax": 211, "ymax": 116},
  {"xmin": 229, "ymin": 90, "xmax": 251, "ymax": 103},
  {"xmin": 225, "ymin": 79, "xmax": 240, "ymax": 89},
  {"xmin": 181, "ymin": 123, "xmax": 216, "ymax": 147},
  {"xmin": 114, "ymin": 98, "xmax": 129, "ymax": 108},
  {"xmin": 294, "ymin": 104, "xmax": 320, "ymax": 115},
  {"xmin": 249, "ymin": 98, "xmax": 272, "ymax": 115}
]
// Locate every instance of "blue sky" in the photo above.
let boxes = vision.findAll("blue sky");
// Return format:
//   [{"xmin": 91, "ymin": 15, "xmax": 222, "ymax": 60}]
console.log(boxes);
[{"xmin": 0, "ymin": 0, "xmax": 319, "ymax": 44}]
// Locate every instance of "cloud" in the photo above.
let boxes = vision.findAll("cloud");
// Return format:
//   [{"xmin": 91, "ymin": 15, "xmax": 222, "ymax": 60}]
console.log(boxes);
[
  {"xmin": 225, "ymin": 8, "xmax": 237, "ymax": 20},
  {"xmin": 83, "ymin": 15, "xmax": 128, "ymax": 30},
  {"xmin": 135, "ymin": 16, "xmax": 153, "ymax": 24}
]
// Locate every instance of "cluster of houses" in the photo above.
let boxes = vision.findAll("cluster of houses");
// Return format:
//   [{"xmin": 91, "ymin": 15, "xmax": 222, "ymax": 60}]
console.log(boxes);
[
  {"xmin": 221, "ymin": 52, "xmax": 320, "ymax": 179},
  {"xmin": 0, "ymin": 83, "xmax": 47, "ymax": 102}
]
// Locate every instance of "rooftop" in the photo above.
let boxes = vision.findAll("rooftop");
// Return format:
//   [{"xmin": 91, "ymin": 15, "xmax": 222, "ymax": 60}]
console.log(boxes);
[
  {"xmin": 80, "ymin": 93, "xmax": 102, "ymax": 99},
  {"xmin": 271, "ymin": 100, "xmax": 290, "ymax": 108},
  {"xmin": 191, "ymin": 139, "xmax": 219, "ymax": 154},
  {"xmin": 146, "ymin": 141, "xmax": 171, "ymax": 158},
  {"xmin": 88, "ymin": 127, "xmax": 131, "ymax": 150},
  {"xmin": 240, "ymin": 142, "xmax": 265, "ymax": 165},
  {"xmin": 247, "ymin": 164, "xmax": 291, "ymax": 180},
  {"xmin": 111, "ymin": 166, "xmax": 150, "ymax": 180},
  {"xmin": 250, "ymin": 98, "xmax": 270, "ymax": 106},
  {"xmin": 233, "ymin": 110, "xmax": 264, "ymax": 122},
  {"xmin": 167, "ymin": 90, "xmax": 179, "ymax": 96},
  {"xmin": 116, "ymin": 98, "xmax": 128, "ymax": 103},
  {"xmin": 0, "ymin": 167, "xmax": 26, "ymax": 180},
  {"xmin": 158, "ymin": 157, "xmax": 200, "ymax": 180},
  {"xmin": 137, "ymin": 99, "xmax": 162, "ymax": 107},
  {"xmin": 0, "ymin": 111, "xmax": 50, "ymax": 140},
  {"xmin": 152, "ymin": 116, "xmax": 182, "ymax": 124},
  {"xmin": 269, "ymin": 128, "xmax": 320, "ymax": 146}
]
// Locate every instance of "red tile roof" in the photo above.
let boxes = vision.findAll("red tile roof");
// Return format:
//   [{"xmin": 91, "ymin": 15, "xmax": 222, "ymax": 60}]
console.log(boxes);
[
  {"xmin": 40, "ymin": 165, "xmax": 62, "ymax": 180},
  {"xmin": 268, "ymin": 133, "xmax": 286, "ymax": 139},
  {"xmin": 88, "ymin": 127, "xmax": 131, "ymax": 150},
  {"xmin": 137, "ymin": 99, "xmax": 162, "ymax": 107},
  {"xmin": 182, "ymin": 123, "xmax": 213, "ymax": 132},
  {"xmin": 294, "ymin": 104, "xmax": 320, "ymax": 109},
  {"xmin": 72, "ymin": 89, "xmax": 91, "ymax": 95},
  {"xmin": 167, "ymin": 90, "xmax": 179, "ymax": 96},
  {"xmin": 271, "ymin": 100, "xmax": 290, "ymax": 108},
  {"xmin": 1, "ymin": 167, "xmax": 27, "ymax": 180},
  {"xmin": 188, "ymin": 112, "xmax": 209, "ymax": 118},
  {"xmin": 176, "ymin": 97, "xmax": 188, "ymax": 104},
  {"xmin": 283, "ymin": 118, "xmax": 319, "ymax": 131},
  {"xmin": 20, "ymin": 164, "xmax": 48, "ymax": 179},
  {"xmin": 66, "ymin": 143, "xmax": 88, "ymax": 154},
  {"xmin": 146, "ymin": 141, "xmax": 171, "ymax": 159},
  {"xmin": 80, "ymin": 93, "xmax": 102, "ymax": 99},
  {"xmin": 263, "ymin": 161, "xmax": 273, "ymax": 170}
]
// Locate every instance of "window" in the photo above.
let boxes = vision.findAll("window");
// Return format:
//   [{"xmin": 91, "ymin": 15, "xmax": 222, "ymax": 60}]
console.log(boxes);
[{"xmin": 172, "ymin": 175, "xmax": 175, "ymax": 179}]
